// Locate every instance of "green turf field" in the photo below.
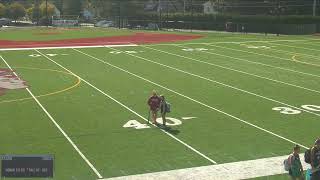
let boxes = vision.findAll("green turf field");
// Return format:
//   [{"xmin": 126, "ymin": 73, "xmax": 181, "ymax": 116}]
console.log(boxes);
[{"xmin": 0, "ymin": 29, "xmax": 319, "ymax": 180}]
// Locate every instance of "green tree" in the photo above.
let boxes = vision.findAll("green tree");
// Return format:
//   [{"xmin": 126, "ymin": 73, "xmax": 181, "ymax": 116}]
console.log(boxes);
[
  {"xmin": 40, "ymin": 1, "xmax": 56, "ymax": 17},
  {"xmin": 120, "ymin": 0, "xmax": 145, "ymax": 16},
  {"xmin": 0, "ymin": 3, "xmax": 6, "ymax": 17},
  {"xmin": 88, "ymin": 0, "xmax": 146, "ymax": 18},
  {"xmin": 7, "ymin": 2, "xmax": 26, "ymax": 21},
  {"xmin": 64, "ymin": 0, "xmax": 83, "ymax": 15},
  {"xmin": 90, "ymin": 0, "xmax": 113, "ymax": 17},
  {"xmin": 33, "ymin": 0, "xmax": 40, "ymax": 23},
  {"xmin": 26, "ymin": 7, "xmax": 33, "ymax": 19},
  {"xmin": 53, "ymin": 0, "xmax": 64, "ymax": 15}
]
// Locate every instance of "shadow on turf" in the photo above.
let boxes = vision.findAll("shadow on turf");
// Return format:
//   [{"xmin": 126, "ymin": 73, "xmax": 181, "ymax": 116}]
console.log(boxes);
[
  {"xmin": 43, "ymin": 125, "xmax": 180, "ymax": 141},
  {"xmin": 156, "ymin": 124, "xmax": 180, "ymax": 135}
]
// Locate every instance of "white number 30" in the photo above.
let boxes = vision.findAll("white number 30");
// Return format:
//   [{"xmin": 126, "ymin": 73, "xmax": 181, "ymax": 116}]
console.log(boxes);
[
  {"xmin": 272, "ymin": 104, "xmax": 320, "ymax": 115},
  {"xmin": 301, "ymin": 105, "xmax": 320, "ymax": 112},
  {"xmin": 272, "ymin": 107, "xmax": 301, "ymax": 114}
]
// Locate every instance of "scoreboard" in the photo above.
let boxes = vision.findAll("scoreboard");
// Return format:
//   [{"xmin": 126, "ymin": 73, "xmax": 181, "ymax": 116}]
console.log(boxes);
[{"xmin": 1, "ymin": 155, "xmax": 54, "ymax": 178}]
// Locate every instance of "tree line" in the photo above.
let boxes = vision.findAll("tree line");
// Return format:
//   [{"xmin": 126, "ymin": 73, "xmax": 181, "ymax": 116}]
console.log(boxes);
[
  {"xmin": 0, "ymin": 0, "xmax": 314, "ymax": 22},
  {"xmin": 0, "ymin": 0, "xmax": 150, "ymax": 21},
  {"xmin": 0, "ymin": 0, "xmax": 56, "ymax": 22}
]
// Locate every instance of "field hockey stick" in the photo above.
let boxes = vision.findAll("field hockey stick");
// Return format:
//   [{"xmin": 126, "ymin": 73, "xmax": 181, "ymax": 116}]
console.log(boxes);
[
  {"xmin": 311, "ymin": 165, "xmax": 320, "ymax": 173},
  {"xmin": 147, "ymin": 109, "xmax": 150, "ymax": 124}
]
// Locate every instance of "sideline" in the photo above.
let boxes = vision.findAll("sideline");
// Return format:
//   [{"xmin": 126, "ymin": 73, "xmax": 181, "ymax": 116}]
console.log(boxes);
[{"xmin": 105, "ymin": 153, "xmax": 310, "ymax": 180}]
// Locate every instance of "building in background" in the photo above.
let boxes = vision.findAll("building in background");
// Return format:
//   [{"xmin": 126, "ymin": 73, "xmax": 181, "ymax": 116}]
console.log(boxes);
[
  {"xmin": 144, "ymin": 0, "xmax": 184, "ymax": 12},
  {"xmin": 203, "ymin": 0, "xmax": 218, "ymax": 14}
]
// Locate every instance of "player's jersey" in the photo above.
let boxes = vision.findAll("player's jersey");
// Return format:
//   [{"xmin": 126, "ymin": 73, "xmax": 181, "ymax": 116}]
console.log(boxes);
[
  {"xmin": 148, "ymin": 95, "xmax": 161, "ymax": 111},
  {"xmin": 289, "ymin": 154, "xmax": 302, "ymax": 177},
  {"xmin": 160, "ymin": 100, "xmax": 169, "ymax": 114}
]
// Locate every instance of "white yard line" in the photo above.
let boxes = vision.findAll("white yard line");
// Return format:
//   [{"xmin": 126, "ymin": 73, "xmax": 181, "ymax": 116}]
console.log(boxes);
[
  {"xmin": 106, "ymin": 46, "xmax": 320, "ymax": 119},
  {"xmin": 297, "ymin": 41, "xmax": 320, "ymax": 47},
  {"xmin": 0, "ymin": 44, "xmax": 137, "ymax": 51},
  {"xmin": 0, "ymin": 55, "xmax": 103, "ymax": 179},
  {"xmin": 73, "ymin": 48, "xmax": 308, "ymax": 150},
  {"xmin": 265, "ymin": 42, "xmax": 320, "ymax": 61},
  {"xmin": 186, "ymin": 44, "xmax": 320, "ymax": 78},
  {"xmin": 143, "ymin": 45, "xmax": 320, "ymax": 94},
  {"xmin": 269, "ymin": 41, "xmax": 320, "ymax": 53},
  {"xmin": 35, "ymin": 49, "xmax": 217, "ymax": 165},
  {"xmin": 206, "ymin": 43, "xmax": 320, "ymax": 69},
  {"xmin": 104, "ymin": 153, "xmax": 311, "ymax": 180}
]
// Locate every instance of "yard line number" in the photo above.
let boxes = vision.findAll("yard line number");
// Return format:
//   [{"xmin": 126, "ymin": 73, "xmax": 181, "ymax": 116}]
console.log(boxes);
[
  {"xmin": 272, "ymin": 104, "xmax": 320, "ymax": 115},
  {"xmin": 29, "ymin": 54, "xmax": 69, "ymax": 57},
  {"xmin": 123, "ymin": 117, "xmax": 190, "ymax": 130},
  {"xmin": 182, "ymin": 48, "xmax": 211, "ymax": 52},
  {"xmin": 109, "ymin": 50, "xmax": 144, "ymax": 54},
  {"xmin": 240, "ymin": 44, "xmax": 273, "ymax": 49}
]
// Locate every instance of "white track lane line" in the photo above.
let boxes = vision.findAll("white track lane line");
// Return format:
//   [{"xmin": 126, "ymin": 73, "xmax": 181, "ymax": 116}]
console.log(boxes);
[
  {"xmin": 0, "ymin": 55, "xmax": 103, "ymax": 179},
  {"xmin": 143, "ymin": 45, "xmax": 320, "ymax": 94},
  {"xmin": 297, "ymin": 41, "xmax": 320, "ymax": 47},
  {"xmin": 0, "ymin": 39, "xmax": 316, "ymax": 51},
  {"xmin": 73, "ymin": 48, "xmax": 308, "ymax": 150},
  {"xmin": 35, "ymin": 49, "xmax": 217, "ymax": 165},
  {"xmin": 206, "ymin": 43, "xmax": 320, "ymax": 69},
  {"xmin": 105, "ymin": 46, "xmax": 320, "ymax": 119},
  {"xmin": 270, "ymin": 41, "xmax": 320, "ymax": 52},
  {"xmin": 142, "ymin": 39, "xmax": 320, "ymax": 47},
  {"xmin": 0, "ymin": 44, "xmax": 138, "ymax": 51}
]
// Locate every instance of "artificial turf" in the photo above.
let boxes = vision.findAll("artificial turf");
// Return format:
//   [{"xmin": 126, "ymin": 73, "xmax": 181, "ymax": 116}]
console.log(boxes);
[{"xmin": 0, "ymin": 28, "xmax": 319, "ymax": 179}]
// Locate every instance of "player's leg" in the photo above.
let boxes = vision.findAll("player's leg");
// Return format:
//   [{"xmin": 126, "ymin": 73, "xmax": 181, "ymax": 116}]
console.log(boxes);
[
  {"xmin": 152, "ymin": 110, "xmax": 157, "ymax": 124},
  {"xmin": 162, "ymin": 112, "xmax": 166, "ymax": 126}
]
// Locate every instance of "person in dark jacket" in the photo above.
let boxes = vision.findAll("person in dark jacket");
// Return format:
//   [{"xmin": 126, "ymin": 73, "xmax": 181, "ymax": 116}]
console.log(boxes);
[
  {"xmin": 311, "ymin": 139, "xmax": 320, "ymax": 180},
  {"xmin": 288, "ymin": 145, "xmax": 304, "ymax": 180},
  {"xmin": 159, "ymin": 95, "xmax": 167, "ymax": 126}
]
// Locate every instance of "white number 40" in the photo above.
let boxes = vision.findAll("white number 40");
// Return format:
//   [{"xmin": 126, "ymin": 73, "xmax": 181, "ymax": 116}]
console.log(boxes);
[
  {"xmin": 123, "ymin": 117, "xmax": 183, "ymax": 130},
  {"xmin": 123, "ymin": 120, "xmax": 150, "ymax": 129},
  {"xmin": 273, "ymin": 104, "xmax": 320, "ymax": 115}
]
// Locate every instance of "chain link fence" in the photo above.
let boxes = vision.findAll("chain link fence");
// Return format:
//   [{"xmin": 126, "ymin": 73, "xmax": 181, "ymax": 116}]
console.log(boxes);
[{"xmin": 1, "ymin": 0, "xmax": 320, "ymax": 34}]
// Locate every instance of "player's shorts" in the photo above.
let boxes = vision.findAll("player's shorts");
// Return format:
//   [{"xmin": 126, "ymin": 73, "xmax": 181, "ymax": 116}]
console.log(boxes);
[{"xmin": 150, "ymin": 107, "xmax": 159, "ymax": 113}]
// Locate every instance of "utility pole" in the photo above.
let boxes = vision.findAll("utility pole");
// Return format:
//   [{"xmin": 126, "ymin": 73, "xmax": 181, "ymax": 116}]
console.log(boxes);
[
  {"xmin": 167, "ymin": 0, "xmax": 169, "ymax": 22},
  {"xmin": 61, "ymin": 0, "xmax": 64, "ymax": 15},
  {"xmin": 46, "ymin": 0, "xmax": 48, "ymax": 26},
  {"xmin": 191, "ymin": 0, "xmax": 194, "ymax": 32},
  {"xmin": 158, "ymin": 0, "xmax": 162, "ymax": 29},
  {"xmin": 276, "ymin": 0, "xmax": 280, "ymax": 36},
  {"xmin": 313, "ymin": 0, "xmax": 317, "ymax": 16},
  {"xmin": 35, "ymin": 0, "xmax": 40, "ymax": 25},
  {"xmin": 118, "ymin": 1, "xmax": 121, "ymax": 29},
  {"xmin": 183, "ymin": 0, "xmax": 186, "ymax": 15}
]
